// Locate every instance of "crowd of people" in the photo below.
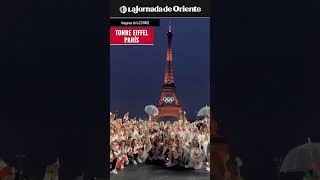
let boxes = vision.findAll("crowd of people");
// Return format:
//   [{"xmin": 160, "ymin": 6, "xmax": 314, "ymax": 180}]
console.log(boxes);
[{"xmin": 109, "ymin": 113, "xmax": 210, "ymax": 175}]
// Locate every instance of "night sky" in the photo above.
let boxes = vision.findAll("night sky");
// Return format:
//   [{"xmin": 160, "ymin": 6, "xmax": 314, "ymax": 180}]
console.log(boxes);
[
  {"xmin": 215, "ymin": 1, "xmax": 320, "ymax": 180},
  {"xmin": 110, "ymin": 18, "xmax": 210, "ymax": 120},
  {"xmin": 0, "ymin": 0, "xmax": 107, "ymax": 179},
  {"xmin": 0, "ymin": 0, "xmax": 319, "ymax": 180}
]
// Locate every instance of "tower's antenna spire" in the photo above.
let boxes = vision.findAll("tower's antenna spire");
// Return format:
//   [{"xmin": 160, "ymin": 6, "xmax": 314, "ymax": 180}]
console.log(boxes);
[{"xmin": 164, "ymin": 18, "xmax": 174, "ymax": 85}]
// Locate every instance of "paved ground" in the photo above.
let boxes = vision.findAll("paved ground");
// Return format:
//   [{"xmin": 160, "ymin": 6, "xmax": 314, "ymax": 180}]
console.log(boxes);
[{"xmin": 110, "ymin": 163, "xmax": 210, "ymax": 180}]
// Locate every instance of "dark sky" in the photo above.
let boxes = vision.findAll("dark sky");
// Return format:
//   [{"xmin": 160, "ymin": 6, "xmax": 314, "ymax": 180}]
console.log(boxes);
[
  {"xmin": 0, "ymin": 0, "xmax": 319, "ymax": 180},
  {"xmin": 0, "ymin": 0, "xmax": 107, "ymax": 179},
  {"xmin": 110, "ymin": 18, "xmax": 210, "ymax": 120},
  {"xmin": 215, "ymin": 1, "xmax": 319, "ymax": 180}
]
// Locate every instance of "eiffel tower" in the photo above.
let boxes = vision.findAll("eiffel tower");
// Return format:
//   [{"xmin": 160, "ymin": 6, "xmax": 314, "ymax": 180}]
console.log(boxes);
[{"xmin": 153, "ymin": 21, "xmax": 184, "ymax": 121}]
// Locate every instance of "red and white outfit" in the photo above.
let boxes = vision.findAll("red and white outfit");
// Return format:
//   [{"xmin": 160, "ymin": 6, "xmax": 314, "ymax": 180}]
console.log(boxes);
[{"xmin": 114, "ymin": 146, "xmax": 128, "ymax": 170}]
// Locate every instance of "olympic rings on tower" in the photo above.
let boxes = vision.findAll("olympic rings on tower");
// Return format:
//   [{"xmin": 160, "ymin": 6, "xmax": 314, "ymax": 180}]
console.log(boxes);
[{"xmin": 163, "ymin": 97, "xmax": 175, "ymax": 103}]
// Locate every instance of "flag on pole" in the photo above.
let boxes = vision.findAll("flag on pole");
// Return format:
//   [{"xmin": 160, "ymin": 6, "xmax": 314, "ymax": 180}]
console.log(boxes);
[{"xmin": 123, "ymin": 112, "xmax": 129, "ymax": 121}]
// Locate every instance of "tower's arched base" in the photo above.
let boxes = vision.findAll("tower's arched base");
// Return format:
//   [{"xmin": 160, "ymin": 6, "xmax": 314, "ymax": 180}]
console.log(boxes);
[
  {"xmin": 151, "ymin": 105, "xmax": 184, "ymax": 122},
  {"xmin": 157, "ymin": 116, "xmax": 180, "ymax": 122}
]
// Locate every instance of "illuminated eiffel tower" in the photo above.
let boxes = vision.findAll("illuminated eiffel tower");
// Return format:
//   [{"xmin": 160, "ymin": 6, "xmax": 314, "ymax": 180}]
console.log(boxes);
[{"xmin": 153, "ymin": 21, "xmax": 184, "ymax": 121}]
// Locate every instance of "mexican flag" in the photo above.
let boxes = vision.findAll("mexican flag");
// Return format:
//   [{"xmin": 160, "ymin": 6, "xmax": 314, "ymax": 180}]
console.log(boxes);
[
  {"xmin": 0, "ymin": 158, "xmax": 12, "ymax": 177},
  {"xmin": 116, "ymin": 148, "xmax": 126, "ymax": 170}
]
